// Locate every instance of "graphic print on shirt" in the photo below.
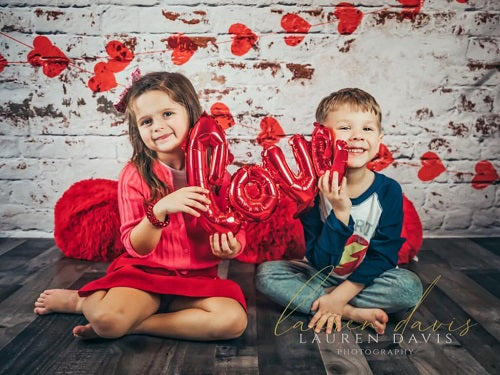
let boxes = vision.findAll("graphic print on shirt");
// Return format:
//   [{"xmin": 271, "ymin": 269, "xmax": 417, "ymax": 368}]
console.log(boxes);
[{"xmin": 321, "ymin": 192, "xmax": 383, "ymax": 277}]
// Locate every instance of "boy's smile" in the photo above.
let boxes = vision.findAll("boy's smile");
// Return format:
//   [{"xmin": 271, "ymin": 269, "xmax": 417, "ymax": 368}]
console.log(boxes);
[{"xmin": 323, "ymin": 105, "xmax": 383, "ymax": 170}]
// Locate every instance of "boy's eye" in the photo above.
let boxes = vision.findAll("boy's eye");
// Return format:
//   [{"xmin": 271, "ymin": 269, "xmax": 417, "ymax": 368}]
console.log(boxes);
[
  {"xmin": 163, "ymin": 111, "xmax": 173, "ymax": 117},
  {"xmin": 364, "ymin": 127, "xmax": 374, "ymax": 131}
]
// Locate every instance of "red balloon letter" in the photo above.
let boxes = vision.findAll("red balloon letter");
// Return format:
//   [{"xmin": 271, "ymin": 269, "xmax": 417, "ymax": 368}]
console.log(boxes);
[
  {"xmin": 186, "ymin": 112, "xmax": 241, "ymax": 234},
  {"xmin": 262, "ymin": 135, "xmax": 317, "ymax": 216},
  {"xmin": 229, "ymin": 165, "xmax": 279, "ymax": 221}
]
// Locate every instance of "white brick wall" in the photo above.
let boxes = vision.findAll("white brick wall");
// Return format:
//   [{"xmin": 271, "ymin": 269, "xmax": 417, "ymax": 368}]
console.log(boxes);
[{"xmin": 0, "ymin": 1, "xmax": 498, "ymax": 238}]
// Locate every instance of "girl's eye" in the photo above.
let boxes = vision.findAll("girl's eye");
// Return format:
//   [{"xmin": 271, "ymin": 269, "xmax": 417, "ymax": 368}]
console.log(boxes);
[
  {"xmin": 163, "ymin": 111, "xmax": 173, "ymax": 117},
  {"xmin": 140, "ymin": 119, "xmax": 152, "ymax": 127}
]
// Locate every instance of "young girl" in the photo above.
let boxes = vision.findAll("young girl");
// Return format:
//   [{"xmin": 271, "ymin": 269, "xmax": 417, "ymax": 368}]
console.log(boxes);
[{"xmin": 34, "ymin": 72, "xmax": 248, "ymax": 341}]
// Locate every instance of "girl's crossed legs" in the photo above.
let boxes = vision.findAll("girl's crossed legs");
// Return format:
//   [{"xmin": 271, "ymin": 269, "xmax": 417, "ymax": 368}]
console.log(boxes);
[{"xmin": 34, "ymin": 288, "xmax": 247, "ymax": 341}]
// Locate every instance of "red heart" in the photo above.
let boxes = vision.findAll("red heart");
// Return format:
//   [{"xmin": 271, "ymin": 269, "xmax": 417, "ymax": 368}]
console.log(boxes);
[
  {"xmin": 367, "ymin": 143, "xmax": 394, "ymax": 171},
  {"xmin": 228, "ymin": 23, "xmax": 258, "ymax": 56},
  {"xmin": 88, "ymin": 62, "xmax": 117, "ymax": 92},
  {"xmin": 106, "ymin": 41, "xmax": 134, "ymax": 73},
  {"xmin": 210, "ymin": 102, "xmax": 235, "ymax": 130},
  {"xmin": 257, "ymin": 117, "xmax": 285, "ymax": 149},
  {"xmin": 0, "ymin": 53, "xmax": 7, "ymax": 73},
  {"xmin": 472, "ymin": 160, "xmax": 498, "ymax": 190},
  {"xmin": 167, "ymin": 33, "xmax": 197, "ymax": 65},
  {"xmin": 281, "ymin": 14, "xmax": 311, "ymax": 46},
  {"xmin": 418, "ymin": 152, "xmax": 446, "ymax": 181},
  {"xmin": 397, "ymin": 0, "xmax": 425, "ymax": 18},
  {"xmin": 27, "ymin": 36, "xmax": 69, "ymax": 78},
  {"xmin": 334, "ymin": 3, "xmax": 363, "ymax": 35}
]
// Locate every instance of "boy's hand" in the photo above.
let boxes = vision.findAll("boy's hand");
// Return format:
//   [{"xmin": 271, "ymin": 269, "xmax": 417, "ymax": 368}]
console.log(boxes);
[
  {"xmin": 309, "ymin": 293, "xmax": 344, "ymax": 334},
  {"xmin": 318, "ymin": 170, "xmax": 351, "ymax": 225},
  {"xmin": 210, "ymin": 232, "xmax": 242, "ymax": 259},
  {"xmin": 154, "ymin": 186, "xmax": 211, "ymax": 219}
]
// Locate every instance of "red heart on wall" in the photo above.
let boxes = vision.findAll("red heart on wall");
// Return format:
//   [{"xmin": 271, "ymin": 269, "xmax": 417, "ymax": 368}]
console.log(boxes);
[
  {"xmin": 106, "ymin": 41, "xmax": 134, "ymax": 73},
  {"xmin": 228, "ymin": 23, "xmax": 258, "ymax": 56},
  {"xmin": 167, "ymin": 33, "xmax": 198, "ymax": 65},
  {"xmin": 27, "ymin": 36, "xmax": 69, "ymax": 77},
  {"xmin": 0, "ymin": 54, "xmax": 7, "ymax": 73},
  {"xmin": 257, "ymin": 117, "xmax": 285, "ymax": 149},
  {"xmin": 210, "ymin": 102, "xmax": 235, "ymax": 130},
  {"xmin": 398, "ymin": 0, "xmax": 425, "ymax": 18},
  {"xmin": 334, "ymin": 3, "xmax": 363, "ymax": 35},
  {"xmin": 417, "ymin": 151, "xmax": 446, "ymax": 181},
  {"xmin": 281, "ymin": 13, "xmax": 311, "ymax": 46},
  {"xmin": 472, "ymin": 160, "xmax": 499, "ymax": 190},
  {"xmin": 88, "ymin": 62, "xmax": 117, "ymax": 92},
  {"xmin": 367, "ymin": 143, "xmax": 394, "ymax": 171}
]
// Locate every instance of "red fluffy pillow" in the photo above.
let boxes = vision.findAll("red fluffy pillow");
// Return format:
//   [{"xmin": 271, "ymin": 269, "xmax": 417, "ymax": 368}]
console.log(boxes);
[
  {"xmin": 54, "ymin": 179, "xmax": 125, "ymax": 262},
  {"xmin": 398, "ymin": 195, "xmax": 423, "ymax": 264}
]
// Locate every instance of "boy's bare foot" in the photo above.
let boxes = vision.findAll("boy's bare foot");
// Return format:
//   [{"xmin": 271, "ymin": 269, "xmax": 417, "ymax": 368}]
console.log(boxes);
[
  {"xmin": 343, "ymin": 305, "xmax": 388, "ymax": 334},
  {"xmin": 73, "ymin": 323, "xmax": 100, "ymax": 340},
  {"xmin": 33, "ymin": 289, "xmax": 84, "ymax": 315}
]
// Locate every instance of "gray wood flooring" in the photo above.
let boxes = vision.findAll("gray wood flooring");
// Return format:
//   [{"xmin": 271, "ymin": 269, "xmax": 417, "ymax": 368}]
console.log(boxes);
[{"xmin": 0, "ymin": 237, "xmax": 498, "ymax": 375}]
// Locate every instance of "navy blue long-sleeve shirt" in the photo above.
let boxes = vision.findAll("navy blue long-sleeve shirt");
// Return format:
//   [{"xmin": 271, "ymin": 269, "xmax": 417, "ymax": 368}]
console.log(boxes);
[{"xmin": 300, "ymin": 172, "xmax": 405, "ymax": 286}]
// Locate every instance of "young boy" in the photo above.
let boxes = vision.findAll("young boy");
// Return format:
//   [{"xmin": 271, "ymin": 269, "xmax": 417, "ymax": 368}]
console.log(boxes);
[{"xmin": 255, "ymin": 88, "xmax": 422, "ymax": 335}]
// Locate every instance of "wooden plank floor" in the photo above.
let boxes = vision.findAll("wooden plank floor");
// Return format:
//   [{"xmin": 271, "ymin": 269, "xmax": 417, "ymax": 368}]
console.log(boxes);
[{"xmin": 0, "ymin": 237, "xmax": 498, "ymax": 375}]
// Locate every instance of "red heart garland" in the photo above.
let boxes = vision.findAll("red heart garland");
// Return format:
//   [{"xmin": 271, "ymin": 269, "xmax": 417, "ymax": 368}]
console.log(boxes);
[
  {"xmin": 210, "ymin": 102, "xmax": 235, "ymax": 130},
  {"xmin": 334, "ymin": 3, "xmax": 363, "ymax": 35},
  {"xmin": 417, "ymin": 151, "xmax": 446, "ymax": 181},
  {"xmin": 281, "ymin": 13, "xmax": 311, "ymax": 46},
  {"xmin": 367, "ymin": 143, "xmax": 394, "ymax": 171},
  {"xmin": 0, "ymin": 53, "xmax": 7, "ymax": 73},
  {"xmin": 228, "ymin": 23, "xmax": 258, "ymax": 56},
  {"xmin": 167, "ymin": 33, "xmax": 198, "ymax": 65},
  {"xmin": 472, "ymin": 160, "xmax": 499, "ymax": 190},
  {"xmin": 27, "ymin": 36, "xmax": 69, "ymax": 78},
  {"xmin": 257, "ymin": 117, "xmax": 285, "ymax": 149},
  {"xmin": 88, "ymin": 62, "xmax": 117, "ymax": 93},
  {"xmin": 105, "ymin": 41, "xmax": 134, "ymax": 73}
]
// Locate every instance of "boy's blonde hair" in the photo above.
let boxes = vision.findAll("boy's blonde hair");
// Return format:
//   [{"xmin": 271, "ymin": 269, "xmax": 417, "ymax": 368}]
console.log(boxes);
[{"xmin": 315, "ymin": 88, "xmax": 382, "ymax": 130}]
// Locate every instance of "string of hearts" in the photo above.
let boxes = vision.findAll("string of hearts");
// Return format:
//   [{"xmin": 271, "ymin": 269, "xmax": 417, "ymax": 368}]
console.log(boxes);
[{"xmin": 0, "ymin": 0, "xmax": 497, "ymax": 189}]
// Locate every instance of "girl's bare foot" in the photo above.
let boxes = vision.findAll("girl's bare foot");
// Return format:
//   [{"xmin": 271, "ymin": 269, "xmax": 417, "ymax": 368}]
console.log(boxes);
[
  {"xmin": 343, "ymin": 305, "xmax": 388, "ymax": 334},
  {"xmin": 73, "ymin": 323, "xmax": 100, "ymax": 340},
  {"xmin": 33, "ymin": 289, "xmax": 84, "ymax": 315}
]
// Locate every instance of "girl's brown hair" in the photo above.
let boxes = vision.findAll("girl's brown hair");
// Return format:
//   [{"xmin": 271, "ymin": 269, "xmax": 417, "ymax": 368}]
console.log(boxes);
[
  {"xmin": 124, "ymin": 72, "xmax": 203, "ymax": 201},
  {"xmin": 315, "ymin": 88, "xmax": 382, "ymax": 130}
]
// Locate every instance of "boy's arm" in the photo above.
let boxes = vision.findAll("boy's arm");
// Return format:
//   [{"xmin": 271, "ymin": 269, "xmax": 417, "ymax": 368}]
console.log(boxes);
[
  {"xmin": 347, "ymin": 183, "xmax": 405, "ymax": 286},
  {"xmin": 300, "ymin": 195, "xmax": 355, "ymax": 269}
]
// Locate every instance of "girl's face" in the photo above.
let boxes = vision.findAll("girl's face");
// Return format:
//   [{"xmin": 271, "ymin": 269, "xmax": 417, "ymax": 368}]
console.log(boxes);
[{"xmin": 133, "ymin": 90, "xmax": 190, "ymax": 164}]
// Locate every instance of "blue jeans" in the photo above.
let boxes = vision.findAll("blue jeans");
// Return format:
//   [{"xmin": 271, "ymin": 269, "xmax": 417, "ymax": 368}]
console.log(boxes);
[{"xmin": 255, "ymin": 260, "xmax": 423, "ymax": 315}]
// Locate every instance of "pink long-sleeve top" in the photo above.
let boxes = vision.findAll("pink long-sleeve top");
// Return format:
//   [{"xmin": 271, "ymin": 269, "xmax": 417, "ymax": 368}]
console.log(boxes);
[{"xmin": 118, "ymin": 160, "xmax": 246, "ymax": 270}]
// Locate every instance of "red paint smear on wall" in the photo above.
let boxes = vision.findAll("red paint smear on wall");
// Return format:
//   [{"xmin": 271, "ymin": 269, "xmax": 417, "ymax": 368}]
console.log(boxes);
[
  {"xmin": 167, "ymin": 33, "xmax": 198, "ymax": 65},
  {"xmin": 0, "ymin": 54, "xmax": 7, "ymax": 73},
  {"xmin": 106, "ymin": 41, "xmax": 134, "ymax": 73},
  {"xmin": 27, "ymin": 36, "xmax": 69, "ymax": 78},
  {"xmin": 257, "ymin": 117, "xmax": 285, "ymax": 149},
  {"xmin": 417, "ymin": 151, "xmax": 446, "ymax": 182},
  {"xmin": 280, "ymin": 13, "xmax": 311, "ymax": 46},
  {"xmin": 88, "ymin": 62, "xmax": 117, "ymax": 92},
  {"xmin": 228, "ymin": 23, "xmax": 258, "ymax": 56},
  {"xmin": 472, "ymin": 160, "xmax": 499, "ymax": 190},
  {"xmin": 334, "ymin": 3, "xmax": 363, "ymax": 35},
  {"xmin": 210, "ymin": 102, "xmax": 235, "ymax": 130},
  {"xmin": 367, "ymin": 143, "xmax": 394, "ymax": 171}
]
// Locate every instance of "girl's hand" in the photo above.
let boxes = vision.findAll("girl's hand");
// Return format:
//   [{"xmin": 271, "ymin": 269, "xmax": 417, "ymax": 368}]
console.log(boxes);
[
  {"xmin": 308, "ymin": 294, "xmax": 343, "ymax": 334},
  {"xmin": 154, "ymin": 186, "xmax": 211, "ymax": 219},
  {"xmin": 318, "ymin": 170, "xmax": 351, "ymax": 225},
  {"xmin": 210, "ymin": 232, "xmax": 242, "ymax": 259}
]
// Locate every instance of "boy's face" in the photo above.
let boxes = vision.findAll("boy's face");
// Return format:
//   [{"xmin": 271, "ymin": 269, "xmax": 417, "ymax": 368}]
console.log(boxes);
[{"xmin": 323, "ymin": 105, "xmax": 383, "ymax": 170}]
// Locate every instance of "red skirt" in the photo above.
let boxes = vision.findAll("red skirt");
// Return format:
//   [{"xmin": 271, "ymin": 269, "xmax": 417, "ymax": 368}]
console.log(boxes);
[{"xmin": 78, "ymin": 255, "xmax": 246, "ymax": 310}]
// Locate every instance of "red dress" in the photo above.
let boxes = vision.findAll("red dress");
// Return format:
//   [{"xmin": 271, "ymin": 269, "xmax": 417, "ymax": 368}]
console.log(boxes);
[{"xmin": 78, "ymin": 161, "xmax": 247, "ymax": 309}]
